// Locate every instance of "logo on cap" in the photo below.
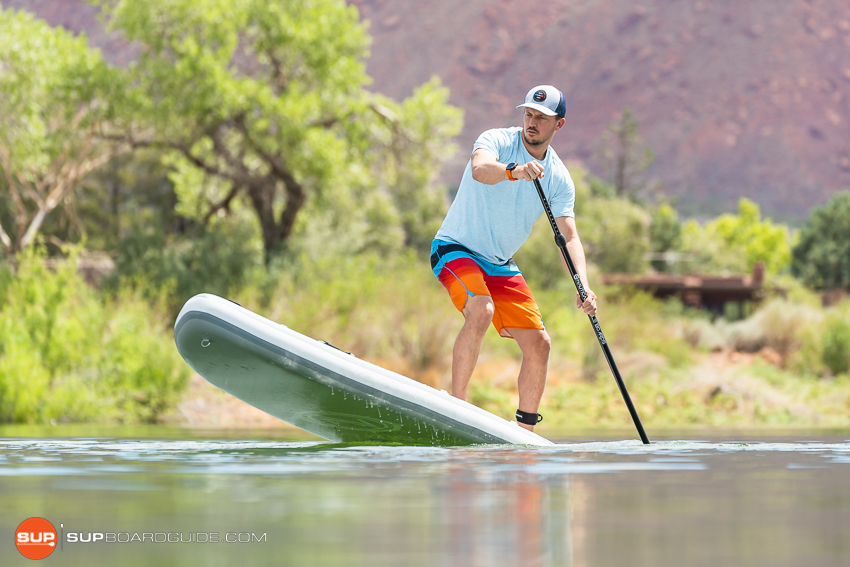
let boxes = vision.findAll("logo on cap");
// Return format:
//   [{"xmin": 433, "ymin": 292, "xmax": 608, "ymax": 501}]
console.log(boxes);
[{"xmin": 533, "ymin": 90, "xmax": 547, "ymax": 102}]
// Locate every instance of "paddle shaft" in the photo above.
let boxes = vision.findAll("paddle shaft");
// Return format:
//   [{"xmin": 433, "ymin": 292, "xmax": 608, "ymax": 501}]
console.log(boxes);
[{"xmin": 532, "ymin": 177, "xmax": 650, "ymax": 444}]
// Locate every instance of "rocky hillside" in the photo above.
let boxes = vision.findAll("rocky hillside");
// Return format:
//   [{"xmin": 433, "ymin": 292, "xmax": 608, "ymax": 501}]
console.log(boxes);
[
  {"xmin": 7, "ymin": 0, "xmax": 850, "ymax": 220},
  {"xmin": 351, "ymin": 0, "xmax": 850, "ymax": 221}
]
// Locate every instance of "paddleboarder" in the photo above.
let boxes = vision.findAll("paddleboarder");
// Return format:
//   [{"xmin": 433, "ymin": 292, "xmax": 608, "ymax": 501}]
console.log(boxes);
[{"xmin": 430, "ymin": 85, "xmax": 597, "ymax": 431}]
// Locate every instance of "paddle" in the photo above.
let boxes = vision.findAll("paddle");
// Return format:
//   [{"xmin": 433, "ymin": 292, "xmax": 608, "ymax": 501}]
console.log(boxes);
[{"xmin": 532, "ymin": 177, "xmax": 650, "ymax": 444}]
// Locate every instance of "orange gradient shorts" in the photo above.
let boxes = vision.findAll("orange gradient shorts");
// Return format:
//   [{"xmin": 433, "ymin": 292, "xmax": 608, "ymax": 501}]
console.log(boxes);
[{"xmin": 430, "ymin": 240, "xmax": 544, "ymax": 338}]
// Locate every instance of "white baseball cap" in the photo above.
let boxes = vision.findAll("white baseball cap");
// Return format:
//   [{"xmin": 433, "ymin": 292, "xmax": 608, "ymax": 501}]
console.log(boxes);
[{"xmin": 517, "ymin": 85, "xmax": 566, "ymax": 118}]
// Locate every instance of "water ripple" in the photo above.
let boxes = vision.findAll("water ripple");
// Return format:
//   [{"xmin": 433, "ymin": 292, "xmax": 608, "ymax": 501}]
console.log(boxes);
[{"xmin": 0, "ymin": 439, "xmax": 849, "ymax": 478}]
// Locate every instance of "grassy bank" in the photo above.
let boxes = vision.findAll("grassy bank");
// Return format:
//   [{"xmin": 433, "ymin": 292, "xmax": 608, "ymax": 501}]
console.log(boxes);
[
  {"xmin": 225, "ymin": 252, "xmax": 850, "ymax": 430},
  {"xmin": 2, "ymin": 247, "xmax": 849, "ymax": 429}
]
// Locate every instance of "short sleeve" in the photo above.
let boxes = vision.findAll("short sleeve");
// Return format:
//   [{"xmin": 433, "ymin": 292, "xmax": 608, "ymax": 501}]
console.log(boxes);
[
  {"xmin": 472, "ymin": 128, "xmax": 513, "ymax": 162},
  {"xmin": 548, "ymin": 168, "xmax": 576, "ymax": 218}
]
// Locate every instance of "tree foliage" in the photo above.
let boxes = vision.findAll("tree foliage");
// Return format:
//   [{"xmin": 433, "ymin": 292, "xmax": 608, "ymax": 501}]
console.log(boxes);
[
  {"xmin": 792, "ymin": 191, "xmax": 850, "ymax": 290},
  {"xmin": 678, "ymin": 218, "xmax": 748, "ymax": 275},
  {"xmin": 671, "ymin": 199, "xmax": 790, "ymax": 277},
  {"xmin": 648, "ymin": 203, "xmax": 683, "ymax": 273},
  {"xmin": 597, "ymin": 108, "xmax": 655, "ymax": 201},
  {"xmin": 371, "ymin": 79, "xmax": 462, "ymax": 253},
  {"xmin": 581, "ymin": 196, "xmax": 651, "ymax": 273},
  {"xmin": 704, "ymin": 198, "xmax": 791, "ymax": 275},
  {"xmin": 0, "ymin": 8, "xmax": 125, "ymax": 252},
  {"xmin": 96, "ymin": 0, "xmax": 461, "ymax": 261}
]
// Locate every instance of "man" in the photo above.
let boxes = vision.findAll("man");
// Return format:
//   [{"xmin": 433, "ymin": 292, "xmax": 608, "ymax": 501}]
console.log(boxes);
[{"xmin": 430, "ymin": 85, "xmax": 597, "ymax": 432}]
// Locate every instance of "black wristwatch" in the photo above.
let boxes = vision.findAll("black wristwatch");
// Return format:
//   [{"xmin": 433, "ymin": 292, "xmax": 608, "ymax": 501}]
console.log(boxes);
[{"xmin": 506, "ymin": 162, "xmax": 518, "ymax": 181}]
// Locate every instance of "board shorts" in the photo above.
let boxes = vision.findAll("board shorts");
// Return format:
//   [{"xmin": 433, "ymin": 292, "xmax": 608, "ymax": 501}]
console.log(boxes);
[{"xmin": 430, "ymin": 239, "xmax": 544, "ymax": 338}]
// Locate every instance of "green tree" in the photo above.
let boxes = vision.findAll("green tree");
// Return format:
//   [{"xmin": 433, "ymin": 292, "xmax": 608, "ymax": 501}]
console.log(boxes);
[
  {"xmin": 97, "ymin": 0, "xmax": 461, "ymax": 261},
  {"xmin": 597, "ymin": 108, "xmax": 655, "ymax": 201},
  {"xmin": 792, "ymin": 191, "xmax": 850, "ymax": 290},
  {"xmin": 679, "ymin": 219, "xmax": 747, "ymax": 275},
  {"xmin": 580, "ymin": 197, "xmax": 651, "ymax": 274},
  {"xmin": 0, "ymin": 8, "xmax": 125, "ymax": 253},
  {"xmin": 73, "ymin": 151, "xmax": 179, "ymax": 252},
  {"xmin": 648, "ymin": 203, "xmax": 683, "ymax": 273},
  {"xmin": 705, "ymin": 198, "xmax": 791, "ymax": 275},
  {"xmin": 371, "ymin": 80, "xmax": 463, "ymax": 253}
]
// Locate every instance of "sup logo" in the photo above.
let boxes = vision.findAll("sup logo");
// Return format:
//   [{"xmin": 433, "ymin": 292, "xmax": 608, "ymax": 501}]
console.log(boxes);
[
  {"xmin": 533, "ymin": 89, "xmax": 547, "ymax": 102},
  {"xmin": 15, "ymin": 518, "xmax": 57, "ymax": 560}
]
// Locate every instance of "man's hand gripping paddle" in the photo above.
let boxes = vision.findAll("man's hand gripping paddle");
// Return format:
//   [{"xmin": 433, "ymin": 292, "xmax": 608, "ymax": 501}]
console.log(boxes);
[{"xmin": 532, "ymin": 177, "xmax": 650, "ymax": 444}]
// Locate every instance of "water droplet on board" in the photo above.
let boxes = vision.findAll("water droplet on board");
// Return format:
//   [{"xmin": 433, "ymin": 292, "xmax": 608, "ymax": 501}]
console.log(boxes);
[{"xmin": 201, "ymin": 338, "xmax": 210, "ymax": 348}]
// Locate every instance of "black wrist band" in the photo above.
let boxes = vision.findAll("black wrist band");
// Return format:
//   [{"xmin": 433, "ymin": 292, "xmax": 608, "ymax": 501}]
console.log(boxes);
[{"xmin": 515, "ymin": 409, "xmax": 543, "ymax": 425}]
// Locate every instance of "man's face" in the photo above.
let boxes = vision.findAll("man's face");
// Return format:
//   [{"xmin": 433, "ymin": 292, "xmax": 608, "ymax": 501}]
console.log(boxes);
[{"xmin": 522, "ymin": 108, "xmax": 565, "ymax": 147}]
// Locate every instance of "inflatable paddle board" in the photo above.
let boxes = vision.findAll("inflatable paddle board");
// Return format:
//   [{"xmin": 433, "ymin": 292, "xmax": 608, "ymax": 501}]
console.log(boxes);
[{"xmin": 174, "ymin": 294, "xmax": 553, "ymax": 447}]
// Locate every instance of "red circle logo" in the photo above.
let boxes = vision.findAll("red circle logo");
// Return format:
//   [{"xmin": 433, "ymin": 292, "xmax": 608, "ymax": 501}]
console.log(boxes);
[{"xmin": 15, "ymin": 518, "xmax": 57, "ymax": 560}]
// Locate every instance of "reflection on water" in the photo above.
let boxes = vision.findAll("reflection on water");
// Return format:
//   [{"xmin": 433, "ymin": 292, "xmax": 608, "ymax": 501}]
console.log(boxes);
[{"xmin": 1, "ymin": 429, "xmax": 850, "ymax": 566}]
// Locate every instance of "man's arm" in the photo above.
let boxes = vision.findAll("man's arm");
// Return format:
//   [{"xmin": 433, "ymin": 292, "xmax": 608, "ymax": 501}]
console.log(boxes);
[
  {"xmin": 555, "ymin": 216, "xmax": 598, "ymax": 316},
  {"xmin": 470, "ymin": 148, "xmax": 544, "ymax": 184}
]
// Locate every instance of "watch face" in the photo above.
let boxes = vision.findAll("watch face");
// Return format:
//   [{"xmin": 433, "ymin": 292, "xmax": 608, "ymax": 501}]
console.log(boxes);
[{"xmin": 506, "ymin": 162, "xmax": 517, "ymax": 170}]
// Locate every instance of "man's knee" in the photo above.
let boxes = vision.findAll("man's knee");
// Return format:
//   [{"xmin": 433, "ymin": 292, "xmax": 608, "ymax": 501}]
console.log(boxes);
[
  {"xmin": 463, "ymin": 295, "xmax": 495, "ymax": 328},
  {"xmin": 526, "ymin": 330, "xmax": 552, "ymax": 359},
  {"xmin": 538, "ymin": 330, "xmax": 552, "ymax": 356}
]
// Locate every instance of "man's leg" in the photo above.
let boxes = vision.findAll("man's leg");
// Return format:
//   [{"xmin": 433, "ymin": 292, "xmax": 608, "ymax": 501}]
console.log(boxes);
[
  {"xmin": 451, "ymin": 294, "xmax": 495, "ymax": 401},
  {"xmin": 508, "ymin": 327, "xmax": 551, "ymax": 431}
]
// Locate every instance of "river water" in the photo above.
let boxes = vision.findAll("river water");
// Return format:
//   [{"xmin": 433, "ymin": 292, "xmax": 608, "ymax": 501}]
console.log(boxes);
[{"xmin": 2, "ymin": 427, "xmax": 849, "ymax": 566}]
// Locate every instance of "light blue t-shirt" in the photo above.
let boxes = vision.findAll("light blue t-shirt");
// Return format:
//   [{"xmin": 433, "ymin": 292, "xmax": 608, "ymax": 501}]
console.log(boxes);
[{"xmin": 435, "ymin": 127, "xmax": 575, "ymax": 265}]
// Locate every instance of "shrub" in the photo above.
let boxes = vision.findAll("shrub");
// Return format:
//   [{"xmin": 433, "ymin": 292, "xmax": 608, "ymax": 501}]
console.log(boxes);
[
  {"xmin": 0, "ymin": 247, "xmax": 189, "ymax": 423},
  {"xmin": 681, "ymin": 317, "xmax": 727, "ymax": 352},
  {"xmin": 822, "ymin": 307, "xmax": 850, "ymax": 376},
  {"xmin": 109, "ymin": 216, "xmax": 264, "ymax": 310},
  {"xmin": 579, "ymin": 197, "xmax": 651, "ymax": 274},
  {"xmin": 755, "ymin": 300, "xmax": 820, "ymax": 359},
  {"xmin": 592, "ymin": 287, "xmax": 693, "ymax": 367},
  {"xmin": 792, "ymin": 191, "xmax": 850, "ymax": 290}
]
